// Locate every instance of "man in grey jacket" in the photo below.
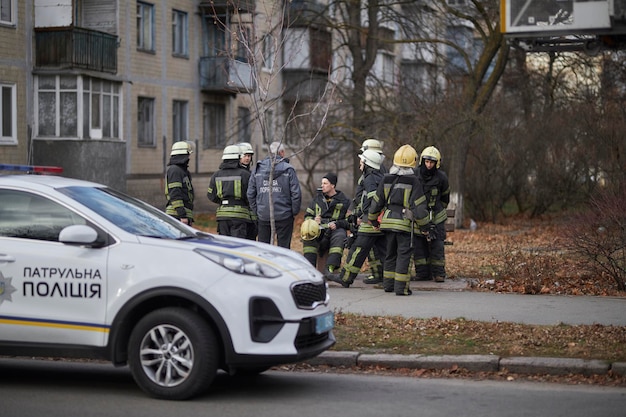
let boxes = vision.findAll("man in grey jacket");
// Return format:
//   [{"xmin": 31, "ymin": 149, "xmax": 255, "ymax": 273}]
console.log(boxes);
[{"xmin": 248, "ymin": 142, "xmax": 302, "ymax": 248}]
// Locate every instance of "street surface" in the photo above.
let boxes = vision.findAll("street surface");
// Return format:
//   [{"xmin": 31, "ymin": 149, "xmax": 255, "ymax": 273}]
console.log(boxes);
[{"xmin": 1, "ymin": 357, "xmax": 624, "ymax": 416}]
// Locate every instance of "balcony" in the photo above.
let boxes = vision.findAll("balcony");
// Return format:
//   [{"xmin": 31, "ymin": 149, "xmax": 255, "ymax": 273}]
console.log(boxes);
[
  {"xmin": 199, "ymin": 0, "xmax": 255, "ymax": 14},
  {"xmin": 35, "ymin": 27, "xmax": 118, "ymax": 74},
  {"xmin": 282, "ymin": 70, "xmax": 328, "ymax": 102},
  {"xmin": 284, "ymin": 0, "xmax": 326, "ymax": 27},
  {"xmin": 199, "ymin": 57, "xmax": 255, "ymax": 94}
]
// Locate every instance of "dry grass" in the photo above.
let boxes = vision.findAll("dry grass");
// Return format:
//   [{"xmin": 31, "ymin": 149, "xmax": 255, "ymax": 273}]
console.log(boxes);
[{"xmin": 332, "ymin": 313, "xmax": 626, "ymax": 362}]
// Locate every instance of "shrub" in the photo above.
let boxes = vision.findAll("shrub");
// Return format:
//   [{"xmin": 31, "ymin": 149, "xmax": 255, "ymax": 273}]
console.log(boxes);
[{"xmin": 562, "ymin": 187, "xmax": 626, "ymax": 292}]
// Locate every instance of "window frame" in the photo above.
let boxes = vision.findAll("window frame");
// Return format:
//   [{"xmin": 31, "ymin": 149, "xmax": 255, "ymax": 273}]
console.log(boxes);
[
  {"xmin": 237, "ymin": 106, "xmax": 251, "ymax": 143},
  {"xmin": 0, "ymin": 0, "xmax": 14, "ymax": 25},
  {"xmin": 137, "ymin": 97, "xmax": 155, "ymax": 147},
  {"xmin": 0, "ymin": 83, "xmax": 17, "ymax": 144},
  {"xmin": 137, "ymin": 1, "xmax": 155, "ymax": 52},
  {"xmin": 172, "ymin": 100, "xmax": 188, "ymax": 143},
  {"xmin": 202, "ymin": 103, "xmax": 226, "ymax": 149},
  {"xmin": 172, "ymin": 9, "xmax": 188, "ymax": 57},
  {"xmin": 36, "ymin": 75, "xmax": 121, "ymax": 140},
  {"xmin": 262, "ymin": 34, "xmax": 275, "ymax": 71}
]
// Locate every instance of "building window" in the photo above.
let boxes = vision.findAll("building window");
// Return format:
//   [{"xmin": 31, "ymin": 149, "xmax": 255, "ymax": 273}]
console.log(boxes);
[
  {"xmin": 264, "ymin": 109, "xmax": 274, "ymax": 144},
  {"xmin": 172, "ymin": 9, "xmax": 188, "ymax": 57},
  {"xmin": 202, "ymin": 103, "xmax": 225, "ymax": 148},
  {"xmin": 236, "ymin": 26, "xmax": 251, "ymax": 62},
  {"xmin": 203, "ymin": 16, "xmax": 226, "ymax": 57},
  {"xmin": 36, "ymin": 75, "xmax": 121, "ymax": 140},
  {"xmin": 0, "ymin": 0, "xmax": 14, "ymax": 25},
  {"xmin": 0, "ymin": 83, "xmax": 16, "ymax": 144},
  {"xmin": 137, "ymin": 2, "xmax": 155, "ymax": 52},
  {"xmin": 446, "ymin": 26, "xmax": 473, "ymax": 75},
  {"xmin": 262, "ymin": 34, "xmax": 275, "ymax": 71},
  {"xmin": 138, "ymin": 97, "xmax": 155, "ymax": 146},
  {"xmin": 173, "ymin": 100, "xmax": 188, "ymax": 142},
  {"xmin": 237, "ymin": 107, "xmax": 251, "ymax": 143}
]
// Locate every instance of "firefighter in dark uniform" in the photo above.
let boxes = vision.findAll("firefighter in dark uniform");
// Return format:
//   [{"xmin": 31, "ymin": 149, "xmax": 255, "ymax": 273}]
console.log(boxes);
[
  {"xmin": 413, "ymin": 146, "xmax": 451, "ymax": 282},
  {"xmin": 349, "ymin": 138, "xmax": 387, "ymax": 284},
  {"xmin": 207, "ymin": 144, "xmax": 253, "ymax": 239},
  {"xmin": 237, "ymin": 142, "xmax": 258, "ymax": 240},
  {"xmin": 302, "ymin": 173, "xmax": 351, "ymax": 274},
  {"xmin": 326, "ymin": 150, "xmax": 385, "ymax": 288},
  {"xmin": 165, "ymin": 141, "xmax": 194, "ymax": 225},
  {"xmin": 369, "ymin": 144, "xmax": 429, "ymax": 295}
]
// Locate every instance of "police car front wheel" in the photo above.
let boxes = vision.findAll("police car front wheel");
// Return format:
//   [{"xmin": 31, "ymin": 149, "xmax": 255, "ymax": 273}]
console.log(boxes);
[{"xmin": 127, "ymin": 307, "xmax": 219, "ymax": 400}]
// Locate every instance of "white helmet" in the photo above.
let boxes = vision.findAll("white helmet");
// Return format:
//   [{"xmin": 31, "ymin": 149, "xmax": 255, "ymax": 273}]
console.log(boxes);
[
  {"xmin": 359, "ymin": 149, "xmax": 383, "ymax": 170},
  {"xmin": 171, "ymin": 141, "xmax": 193, "ymax": 156},
  {"xmin": 360, "ymin": 138, "xmax": 383, "ymax": 153},
  {"xmin": 237, "ymin": 142, "xmax": 254, "ymax": 155},
  {"xmin": 222, "ymin": 144, "xmax": 241, "ymax": 160}
]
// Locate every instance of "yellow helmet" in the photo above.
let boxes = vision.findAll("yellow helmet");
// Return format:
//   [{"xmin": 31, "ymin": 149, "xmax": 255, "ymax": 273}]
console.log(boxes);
[
  {"xmin": 300, "ymin": 219, "xmax": 321, "ymax": 241},
  {"xmin": 393, "ymin": 144, "xmax": 418, "ymax": 168},
  {"xmin": 171, "ymin": 141, "xmax": 193, "ymax": 156},
  {"xmin": 420, "ymin": 146, "xmax": 441, "ymax": 169},
  {"xmin": 360, "ymin": 138, "xmax": 383, "ymax": 153}
]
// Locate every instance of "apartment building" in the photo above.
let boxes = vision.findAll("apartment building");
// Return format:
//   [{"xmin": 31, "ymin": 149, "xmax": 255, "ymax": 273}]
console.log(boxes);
[
  {"xmin": 0, "ymin": 0, "xmax": 336, "ymax": 212},
  {"xmin": 0, "ymin": 0, "xmax": 29, "ymax": 167},
  {"xmin": 1, "ymin": 0, "xmax": 474, "ymax": 212}
]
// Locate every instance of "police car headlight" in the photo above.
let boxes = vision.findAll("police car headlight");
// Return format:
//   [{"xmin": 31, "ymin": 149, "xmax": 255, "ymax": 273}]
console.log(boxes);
[{"xmin": 195, "ymin": 249, "xmax": 281, "ymax": 278}]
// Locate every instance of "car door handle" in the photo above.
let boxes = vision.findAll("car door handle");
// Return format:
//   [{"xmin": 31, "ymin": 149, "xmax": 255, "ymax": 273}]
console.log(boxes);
[{"xmin": 0, "ymin": 254, "xmax": 16, "ymax": 263}]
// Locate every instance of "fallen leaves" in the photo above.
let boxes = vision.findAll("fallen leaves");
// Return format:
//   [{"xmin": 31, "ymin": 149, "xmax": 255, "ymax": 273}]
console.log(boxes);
[{"xmin": 446, "ymin": 217, "xmax": 625, "ymax": 297}]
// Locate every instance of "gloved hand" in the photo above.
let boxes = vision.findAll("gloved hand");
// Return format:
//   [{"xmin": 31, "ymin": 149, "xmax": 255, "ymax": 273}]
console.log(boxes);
[
  {"xmin": 421, "ymin": 222, "xmax": 436, "ymax": 241},
  {"xmin": 370, "ymin": 218, "xmax": 380, "ymax": 229},
  {"xmin": 344, "ymin": 234, "xmax": 356, "ymax": 249},
  {"xmin": 403, "ymin": 208, "xmax": 414, "ymax": 221}
]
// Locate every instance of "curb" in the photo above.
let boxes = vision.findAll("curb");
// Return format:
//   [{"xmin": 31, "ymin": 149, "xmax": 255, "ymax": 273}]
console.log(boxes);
[{"xmin": 306, "ymin": 351, "xmax": 626, "ymax": 377}]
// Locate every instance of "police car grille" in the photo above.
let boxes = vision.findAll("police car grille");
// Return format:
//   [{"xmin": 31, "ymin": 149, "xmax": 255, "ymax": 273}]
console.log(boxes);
[
  {"xmin": 291, "ymin": 282, "xmax": 326, "ymax": 309},
  {"xmin": 295, "ymin": 331, "xmax": 330, "ymax": 349}
]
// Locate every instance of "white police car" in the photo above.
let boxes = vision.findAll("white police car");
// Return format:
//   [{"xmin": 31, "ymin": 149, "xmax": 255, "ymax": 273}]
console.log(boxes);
[{"xmin": 0, "ymin": 165, "xmax": 334, "ymax": 400}]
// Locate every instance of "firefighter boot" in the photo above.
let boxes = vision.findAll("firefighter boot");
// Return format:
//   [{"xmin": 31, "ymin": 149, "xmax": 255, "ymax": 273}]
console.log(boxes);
[
  {"xmin": 395, "ymin": 280, "xmax": 413, "ymax": 296},
  {"xmin": 326, "ymin": 269, "xmax": 353, "ymax": 288},
  {"xmin": 382, "ymin": 278, "xmax": 394, "ymax": 293}
]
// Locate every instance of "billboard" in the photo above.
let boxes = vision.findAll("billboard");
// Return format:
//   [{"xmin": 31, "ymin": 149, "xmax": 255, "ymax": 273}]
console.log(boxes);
[{"xmin": 501, "ymin": 0, "xmax": 612, "ymax": 34}]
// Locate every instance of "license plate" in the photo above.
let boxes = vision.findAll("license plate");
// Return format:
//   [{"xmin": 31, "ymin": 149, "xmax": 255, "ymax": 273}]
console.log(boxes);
[{"xmin": 315, "ymin": 312, "xmax": 334, "ymax": 334}]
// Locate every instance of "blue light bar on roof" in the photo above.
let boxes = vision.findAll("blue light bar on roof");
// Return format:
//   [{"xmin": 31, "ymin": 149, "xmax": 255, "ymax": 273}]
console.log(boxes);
[{"xmin": 0, "ymin": 164, "xmax": 64, "ymax": 174}]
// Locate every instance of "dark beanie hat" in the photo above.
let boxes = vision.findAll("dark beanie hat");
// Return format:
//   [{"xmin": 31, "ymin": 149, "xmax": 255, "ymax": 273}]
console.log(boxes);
[{"xmin": 324, "ymin": 172, "xmax": 338, "ymax": 186}]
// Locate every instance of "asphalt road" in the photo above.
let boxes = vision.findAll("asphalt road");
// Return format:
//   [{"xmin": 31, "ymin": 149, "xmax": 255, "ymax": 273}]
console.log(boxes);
[{"xmin": 1, "ymin": 357, "xmax": 624, "ymax": 416}]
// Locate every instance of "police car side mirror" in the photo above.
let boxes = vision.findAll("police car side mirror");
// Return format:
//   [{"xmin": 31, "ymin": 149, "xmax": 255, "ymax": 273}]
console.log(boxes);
[{"xmin": 59, "ymin": 225, "xmax": 99, "ymax": 246}]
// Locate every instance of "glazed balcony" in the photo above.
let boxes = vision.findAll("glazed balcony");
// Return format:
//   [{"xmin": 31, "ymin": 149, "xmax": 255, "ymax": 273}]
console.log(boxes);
[{"xmin": 199, "ymin": 56, "xmax": 255, "ymax": 94}]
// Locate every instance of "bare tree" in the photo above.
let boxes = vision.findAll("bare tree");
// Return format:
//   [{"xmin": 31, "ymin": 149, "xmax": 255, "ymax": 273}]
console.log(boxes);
[{"xmin": 205, "ymin": 0, "xmax": 338, "ymax": 245}]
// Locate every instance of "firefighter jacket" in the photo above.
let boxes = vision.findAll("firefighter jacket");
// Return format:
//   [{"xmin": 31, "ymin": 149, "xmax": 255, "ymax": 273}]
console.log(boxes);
[
  {"xmin": 418, "ymin": 164, "xmax": 450, "ymax": 225},
  {"xmin": 165, "ymin": 155, "xmax": 194, "ymax": 221},
  {"xmin": 351, "ymin": 163, "xmax": 387, "ymax": 212},
  {"xmin": 354, "ymin": 167, "xmax": 384, "ymax": 235},
  {"xmin": 248, "ymin": 155, "xmax": 302, "ymax": 222},
  {"xmin": 207, "ymin": 159, "xmax": 252, "ymax": 222},
  {"xmin": 369, "ymin": 170, "xmax": 429, "ymax": 233},
  {"xmin": 304, "ymin": 189, "xmax": 351, "ymax": 227}
]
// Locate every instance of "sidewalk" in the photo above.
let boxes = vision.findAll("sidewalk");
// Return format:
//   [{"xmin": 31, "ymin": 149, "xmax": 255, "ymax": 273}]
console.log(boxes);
[{"xmin": 307, "ymin": 276, "xmax": 626, "ymax": 378}]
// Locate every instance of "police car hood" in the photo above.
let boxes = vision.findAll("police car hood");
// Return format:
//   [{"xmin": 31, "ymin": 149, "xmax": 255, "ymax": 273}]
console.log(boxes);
[{"xmin": 188, "ymin": 233, "xmax": 320, "ymax": 278}]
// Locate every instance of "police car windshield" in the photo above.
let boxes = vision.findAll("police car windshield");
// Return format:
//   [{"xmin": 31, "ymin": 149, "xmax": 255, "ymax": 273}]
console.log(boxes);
[{"xmin": 59, "ymin": 186, "xmax": 193, "ymax": 239}]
